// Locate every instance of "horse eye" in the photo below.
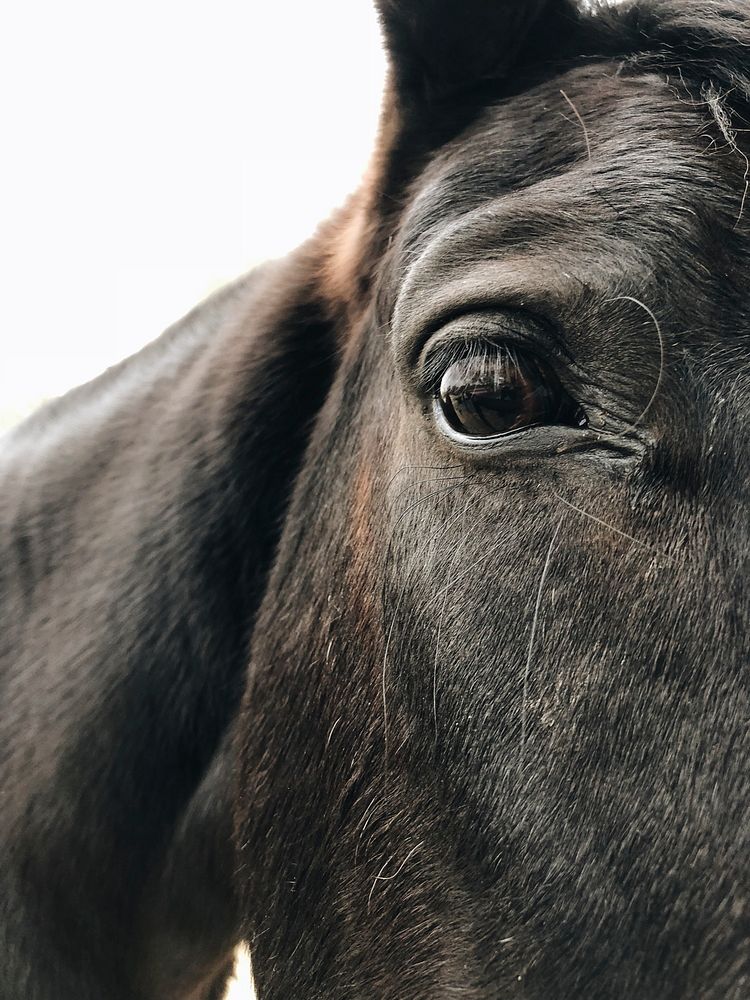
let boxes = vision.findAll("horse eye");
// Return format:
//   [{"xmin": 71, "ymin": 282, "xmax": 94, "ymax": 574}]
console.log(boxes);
[{"xmin": 438, "ymin": 349, "xmax": 587, "ymax": 438}]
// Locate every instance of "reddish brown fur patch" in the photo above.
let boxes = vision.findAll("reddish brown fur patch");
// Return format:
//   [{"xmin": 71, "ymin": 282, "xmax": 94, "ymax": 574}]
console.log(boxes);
[{"xmin": 316, "ymin": 82, "xmax": 404, "ymax": 329}]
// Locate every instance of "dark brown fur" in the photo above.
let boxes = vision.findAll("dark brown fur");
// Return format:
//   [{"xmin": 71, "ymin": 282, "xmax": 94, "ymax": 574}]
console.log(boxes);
[{"xmin": 1, "ymin": 2, "xmax": 749, "ymax": 998}]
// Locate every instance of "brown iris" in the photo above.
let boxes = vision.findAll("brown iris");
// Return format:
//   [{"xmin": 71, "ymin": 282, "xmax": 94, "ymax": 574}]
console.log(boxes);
[{"xmin": 438, "ymin": 348, "xmax": 586, "ymax": 438}]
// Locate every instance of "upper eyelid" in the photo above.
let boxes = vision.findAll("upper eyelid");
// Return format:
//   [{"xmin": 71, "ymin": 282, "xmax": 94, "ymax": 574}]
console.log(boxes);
[
  {"xmin": 407, "ymin": 308, "xmax": 573, "ymax": 383},
  {"xmin": 401, "ymin": 304, "xmax": 570, "ymax": 365}
]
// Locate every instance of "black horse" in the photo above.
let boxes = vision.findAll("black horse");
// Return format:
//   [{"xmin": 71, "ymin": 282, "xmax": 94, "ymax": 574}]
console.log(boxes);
[{"xmin": 2, "ymin": 2, "xmax": 749, "ymax": 997}]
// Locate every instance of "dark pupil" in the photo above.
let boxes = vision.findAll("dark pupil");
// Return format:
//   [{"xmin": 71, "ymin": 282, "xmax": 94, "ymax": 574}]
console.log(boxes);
[{"xmin": 439, "ymin": 351, "xmax": 565, "ymax": 437}]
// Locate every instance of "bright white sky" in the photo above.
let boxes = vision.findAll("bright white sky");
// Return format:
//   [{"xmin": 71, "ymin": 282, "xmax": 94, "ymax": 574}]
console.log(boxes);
[{"xmin": 1, "ymin": 1, "xmax": 386, "ymax": 421}]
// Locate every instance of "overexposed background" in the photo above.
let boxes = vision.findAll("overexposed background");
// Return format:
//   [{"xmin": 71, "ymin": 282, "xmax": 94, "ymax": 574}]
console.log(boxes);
[{"xmin": 1, "ymin": 0, "xmax": 385, "ymax": 429}]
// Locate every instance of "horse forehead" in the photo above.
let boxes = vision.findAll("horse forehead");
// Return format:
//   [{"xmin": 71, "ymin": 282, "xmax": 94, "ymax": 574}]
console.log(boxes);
[{"xmin": 400, "ymin": 66, "xmax": 723, "ymax": 248}]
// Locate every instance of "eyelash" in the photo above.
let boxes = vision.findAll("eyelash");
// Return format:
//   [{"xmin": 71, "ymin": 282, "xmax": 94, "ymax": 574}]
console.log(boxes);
[{"xmin": 421, "ymin": 338, "xmax": 526, "ymax": 395}]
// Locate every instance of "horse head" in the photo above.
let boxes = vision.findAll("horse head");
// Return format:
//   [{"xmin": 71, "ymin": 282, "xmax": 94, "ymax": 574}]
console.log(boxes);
[{"xmin": 236, "ymin": 3, "xmax": 750, "ymax": 996}]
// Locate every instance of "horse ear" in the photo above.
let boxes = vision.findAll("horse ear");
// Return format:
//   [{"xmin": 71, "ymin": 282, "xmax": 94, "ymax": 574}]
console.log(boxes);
[{"xmin": 375, "ymin": 0, "xmax": 569, "ymax": 102}]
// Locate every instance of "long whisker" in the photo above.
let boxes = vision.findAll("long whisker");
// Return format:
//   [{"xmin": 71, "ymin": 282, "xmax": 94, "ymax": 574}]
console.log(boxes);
[
  {"xmin": 552, "ymin": 491, "xmax": 673, "ymax": 563},
  {"xmin": 387, "ymin": 475, "xmax": 469, "ymax": 508},
  {"xmin": 519, "ymin": 514, "xmax": 565, "ymax": 779},
  {"xmin": 432, "ymin": 498, "xmax": 472, "ymax": 743},
  {"xmin": 561, "ymin": 88, "xmax": 591, "ymax": 163},
  {"xmin": 384, "ymin": 464, "xmax": 462, "ymax": 492},
  {"xmin": 367, "ymin": 842, "xmax": 424, "ymax": 913},
  {"xmin": 355, "ymin": 795, "xmax": 380, "ymax": 865},
  {"xmin": 392, "ymin": 480, "xmax": 474, "ymax": 532},
  {"xmin": 604, "ymin": 295, "xmax": 665, "ymax": 435},
  {"xmin": 382, "ymin": 619, "xmax": 396, "ymax": 765}
]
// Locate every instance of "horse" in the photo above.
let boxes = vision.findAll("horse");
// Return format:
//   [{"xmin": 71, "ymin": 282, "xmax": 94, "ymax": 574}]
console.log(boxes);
[{"xmin": 2, "ymin": 1, "xmax": 749, "ymax": 997}]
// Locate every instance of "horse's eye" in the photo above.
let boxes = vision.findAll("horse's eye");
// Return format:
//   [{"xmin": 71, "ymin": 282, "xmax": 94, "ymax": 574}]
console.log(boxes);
[{"xmin": 438, "ymin": 348, "xmax": 587, "ymax": 438}]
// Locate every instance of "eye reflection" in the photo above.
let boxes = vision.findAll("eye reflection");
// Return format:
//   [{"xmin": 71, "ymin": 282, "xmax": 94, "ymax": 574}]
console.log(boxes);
[{"xmin": 438, "ymin": 348, "xmax": 587, "ymax": 438}]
